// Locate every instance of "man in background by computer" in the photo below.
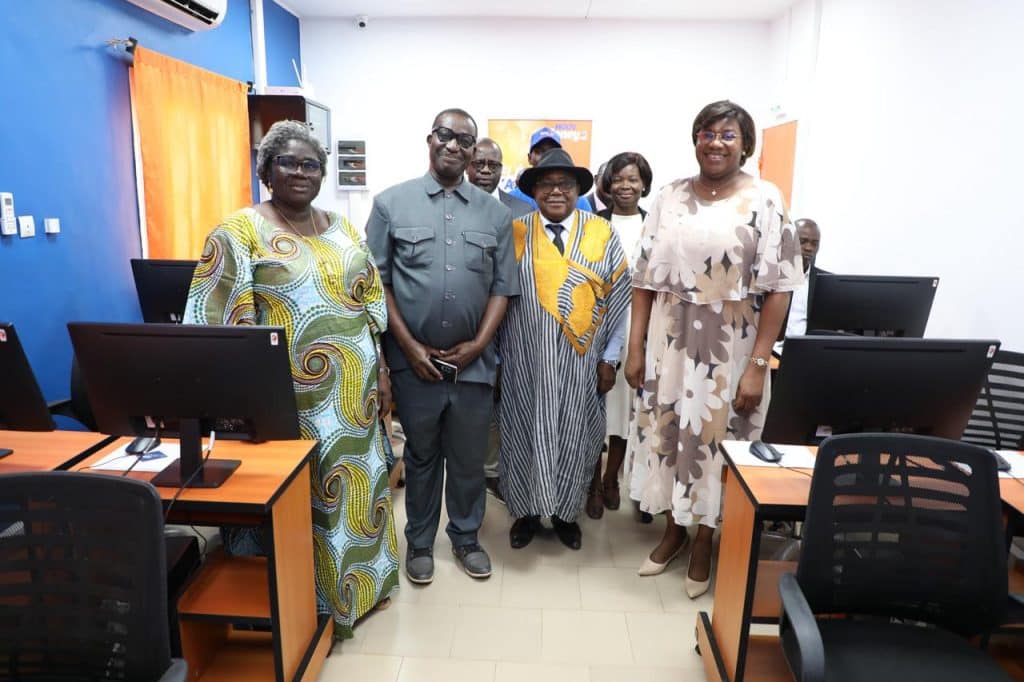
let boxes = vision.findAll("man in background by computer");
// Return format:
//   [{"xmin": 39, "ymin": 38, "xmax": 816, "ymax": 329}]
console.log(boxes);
[
  {"xmin": 775, "ymin": 218, "xmax": 823, "ymax": 354},
  {"xmin": 506, "ymin": 127, "xmax": 592, "ymax": 210},
  {"xmin": 467, "ymin": 138, "xmax": 532, "ymax": 219}
]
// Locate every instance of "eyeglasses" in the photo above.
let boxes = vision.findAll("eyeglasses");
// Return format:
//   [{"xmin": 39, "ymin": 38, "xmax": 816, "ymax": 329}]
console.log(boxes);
[
  {"xmin": 432, "ymin": 126, "xmax": 477, "ymax": 150},
  {"xmin": 470, "ymin": 160, "xmax": 503, "ymax": 171},
  {"xmin": 274, "ymin": 155, "xmax": 323, "ymax": 173},
  {"xmin": 535, "ymin": 178, "xmax": 578, "ymax": 194},
  {"xmin": 697, "ymin": 130, "xmax": 740, "ymax": 144}
]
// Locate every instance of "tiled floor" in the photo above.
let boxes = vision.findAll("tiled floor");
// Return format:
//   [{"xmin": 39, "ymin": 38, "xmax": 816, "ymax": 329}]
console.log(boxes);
[{"xmin": 319, "ymin": 474, "xmax": 716, "ymax": 682}]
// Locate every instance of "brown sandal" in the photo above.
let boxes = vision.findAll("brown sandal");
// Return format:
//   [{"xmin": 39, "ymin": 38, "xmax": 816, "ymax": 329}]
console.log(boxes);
[
  {"xmin": 602, "ymin": 480, "xmax": 621, "ymax": 510},
  {"xmin": 586, "ymin": 486, "xmax": 604, "ymax": 519}
]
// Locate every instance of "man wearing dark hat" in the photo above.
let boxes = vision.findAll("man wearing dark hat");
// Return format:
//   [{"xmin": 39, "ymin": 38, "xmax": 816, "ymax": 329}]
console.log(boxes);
[
  {"xmin": 506, "ymin": 127, "xmax": 595, "ymax": 210},
  {"xmin": 497, "ymin": 148, "xmax": 632, "ymax": 550}
]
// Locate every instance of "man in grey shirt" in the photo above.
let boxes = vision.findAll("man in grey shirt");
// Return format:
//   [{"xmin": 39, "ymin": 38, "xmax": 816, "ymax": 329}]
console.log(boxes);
[
  {"xmin": 366, "ymin": 108, "xmax": 519, "ymax": 585},
  {"xmin": 465, "ymin": 137, "xmax": 530, "ymax": 504}
]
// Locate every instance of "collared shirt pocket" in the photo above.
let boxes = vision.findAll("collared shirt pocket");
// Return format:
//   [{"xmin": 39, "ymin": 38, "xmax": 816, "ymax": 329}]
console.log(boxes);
[
  {"xmin": 463, "ymin": 231, "xmax": 497, "ymax": 273},
  {"xmin": 393, "ymin": 226, "xmax": 435, "ymax": 267}
]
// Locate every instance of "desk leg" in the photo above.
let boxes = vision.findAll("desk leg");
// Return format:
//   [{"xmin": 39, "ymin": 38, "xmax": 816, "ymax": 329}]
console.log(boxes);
[
  {"xmin": 269, "ymin": 463, "xmax": 319, "ymax": 681},
  {"xmin": 698, "ymin": 465, "xmax": 760, "ymax": 682}
]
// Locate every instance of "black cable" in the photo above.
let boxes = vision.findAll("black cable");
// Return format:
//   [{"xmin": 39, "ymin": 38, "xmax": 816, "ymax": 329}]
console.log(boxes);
[{"xmin": 163, "ymin": 432, "xmax": 214, "ymax": 524}]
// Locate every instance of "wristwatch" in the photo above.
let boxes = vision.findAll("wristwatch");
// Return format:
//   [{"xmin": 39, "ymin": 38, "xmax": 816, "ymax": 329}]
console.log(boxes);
[{"xmin": 750, "ymin": 356, "xmax": 769, "ymax": 369}]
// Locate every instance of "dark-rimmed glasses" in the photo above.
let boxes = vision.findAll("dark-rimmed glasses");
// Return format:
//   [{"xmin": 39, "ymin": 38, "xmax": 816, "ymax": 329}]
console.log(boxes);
[
  {"xmin": 274, "ymin": 155, "xmax": 323, "ymax": 174},
  {"xmin": 470, "ymin": 160, "xmax": 502, "ymax": 171},
  {"xmin": 432, "ymin": 127, "xmax": 477, "ymax": 150},
  {"xmin": 535, "ymin": 179, "xmax": 578, "ymax": 194}
]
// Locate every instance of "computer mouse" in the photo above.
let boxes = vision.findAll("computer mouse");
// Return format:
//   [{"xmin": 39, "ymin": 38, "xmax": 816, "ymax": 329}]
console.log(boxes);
[
  {"xmin": 126, "ymin": 436, "xmax": 160, "ymax": 455},
  {"xmin": 749, "ymin": 440, "xmax": 783, "ymax": 463}
]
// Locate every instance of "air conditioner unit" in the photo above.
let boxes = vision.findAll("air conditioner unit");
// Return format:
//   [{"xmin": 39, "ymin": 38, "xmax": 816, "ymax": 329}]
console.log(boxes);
[{"xmin": 125, "ymin": 0, "xmax": 227, "ymax": 32}]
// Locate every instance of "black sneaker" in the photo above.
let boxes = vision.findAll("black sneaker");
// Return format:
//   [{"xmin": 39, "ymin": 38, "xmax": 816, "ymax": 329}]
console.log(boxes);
[
  {"xmin": 452, "ymin": 542, "xmax": 492, "ymax": 579},
  {"xmin": 405, "ymin": 547, "xmax": 434, "ymax": 584}
]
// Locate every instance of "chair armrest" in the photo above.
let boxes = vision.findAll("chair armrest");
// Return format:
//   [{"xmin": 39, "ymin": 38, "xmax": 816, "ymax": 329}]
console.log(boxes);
[
  {"xmin": 779, "ymin": 572, "xmax": 825, "ymax": 682},
  {"xmin": 158, "ymin": 658, "xmax": 188, "ymax": 682}
]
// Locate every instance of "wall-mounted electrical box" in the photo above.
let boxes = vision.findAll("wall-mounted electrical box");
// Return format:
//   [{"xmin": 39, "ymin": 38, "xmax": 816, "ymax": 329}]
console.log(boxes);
[{"xmin": 337, "ymin": 140, "xmax": 366, "ymax": 191}]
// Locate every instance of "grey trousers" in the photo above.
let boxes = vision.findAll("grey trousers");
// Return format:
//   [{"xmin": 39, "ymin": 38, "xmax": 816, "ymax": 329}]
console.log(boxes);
[
  {"xmin": 484, "ymin": 415, "xmax": 500, "ymax": 478},
  {"xmin": 391, "ymin": 370, "xmax": 493, "ymax": 550}
]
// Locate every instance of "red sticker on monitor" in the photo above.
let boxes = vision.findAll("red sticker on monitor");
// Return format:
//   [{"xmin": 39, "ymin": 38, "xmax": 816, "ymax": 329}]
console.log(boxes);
[
  {"xmin": 270, "ymin": 332, "xmax": 279, "ymax": 346},
  {"xmin": 0, "ymin": 329, "xmax": 6, "ymax": 343},
  {"xmin": 987, "ymin": 345, "xmax": 997, "ymax": 358}
]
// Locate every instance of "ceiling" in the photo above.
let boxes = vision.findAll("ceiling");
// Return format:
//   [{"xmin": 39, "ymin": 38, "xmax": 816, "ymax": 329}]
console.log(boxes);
[{"xmin": 280, "ymin": 0, "xmax": 799, "ymax": 22}]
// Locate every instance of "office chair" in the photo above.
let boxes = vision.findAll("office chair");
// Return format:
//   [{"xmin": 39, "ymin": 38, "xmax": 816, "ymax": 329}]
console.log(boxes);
[
  {"xmin": 0, "ymin": 472, "xmax": 187, "ymax": 681},
  {"xmin": 778, "ymin": 434, "xmax": 1011, "ymax": 682},
  {"xmin": 962, "ymin": 348, "xmax": 1024, "ymax": 450}
]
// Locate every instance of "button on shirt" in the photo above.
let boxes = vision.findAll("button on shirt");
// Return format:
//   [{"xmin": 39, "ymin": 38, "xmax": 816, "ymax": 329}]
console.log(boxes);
[{"xmin": 366, "ymin": 172, "xmax": 520, "ymax": 385}]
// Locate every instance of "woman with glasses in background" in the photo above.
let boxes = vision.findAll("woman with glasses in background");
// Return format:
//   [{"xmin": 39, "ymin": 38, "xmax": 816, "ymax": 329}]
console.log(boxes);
[
  {"xmin": 184, "ymin": 120, "xmax": 398, "ymax": 639},
  {"xmin": 625, "ymin": 102, "xmax": 803, "ymax": 597}
]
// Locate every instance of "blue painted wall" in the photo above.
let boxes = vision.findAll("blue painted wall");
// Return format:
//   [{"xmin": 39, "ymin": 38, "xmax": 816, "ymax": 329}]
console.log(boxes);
[
  {"xmin": 264, "ymin": 0, "xmax": 302, "ymax": 87},
  {"xmin": 0, "ymin": 0, "xmax": 299, "ymax": 409}
]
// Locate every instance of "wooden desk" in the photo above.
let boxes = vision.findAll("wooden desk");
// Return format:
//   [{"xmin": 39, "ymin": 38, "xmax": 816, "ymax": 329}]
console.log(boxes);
[
  {"xmin": 696, "ymin": 444, "xmax": 1024, "ymax": 682},
  {"xmin": 0, "ymin": 429, "xmax": 115, "ymax": 472},
  {"xmin": 79, "ymin": 437, "xmax": 332, "ymax": 682}
]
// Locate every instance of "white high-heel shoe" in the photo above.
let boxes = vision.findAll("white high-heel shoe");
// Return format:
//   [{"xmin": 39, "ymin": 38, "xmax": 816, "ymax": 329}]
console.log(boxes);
[
  {"xmin": 637, "ymin": 536, "xmax": 689, "ymax": 576},
  {"xmin": 685, "ymin": 551, "xmax": 711, "ymax": 599}
]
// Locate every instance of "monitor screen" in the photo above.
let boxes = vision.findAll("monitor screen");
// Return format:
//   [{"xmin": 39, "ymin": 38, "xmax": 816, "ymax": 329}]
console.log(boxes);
[
  {"xmin": 763, "ymin": 336, "xmax": 999, "ymax": 445},
  {"xmin": 806, "ymin": 273, "xmax": 939, "ymax": 337},
  {"xmin": 0, "ymin": 322, "xmax": 55, "ymax": 435},
  {"xmin": 67, "ymin": 322, "xmax": 300, "ymax": 488},
  {"xmin": 130, "ymin": 259, "xmax": 198, "ymax": 323}
]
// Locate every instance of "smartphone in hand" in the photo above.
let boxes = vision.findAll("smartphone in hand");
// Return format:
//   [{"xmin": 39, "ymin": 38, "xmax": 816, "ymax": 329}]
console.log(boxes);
[{"xmin": 430, "ymin": 356, "xmax": 459, "ymax": 383}]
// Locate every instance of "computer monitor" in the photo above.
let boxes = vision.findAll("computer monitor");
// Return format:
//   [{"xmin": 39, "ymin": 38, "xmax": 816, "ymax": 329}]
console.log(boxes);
[
  {"xmin": 763, "ymin": 336, "xmax": 999, "ymax": 445},
  {"xmin": 806, "ymin": 273, "xmax": 939, "ymax": 337},
  {"xmin": 0, "ymin": 323, "xmax": 56, "ymax": 447},
  {"xmin": 67, "ymin": 322, "xmax": 300, "ymax": 488},
  {"xmin": 130, "ymin": 258, "xmax": 198, "ymax": 323}
]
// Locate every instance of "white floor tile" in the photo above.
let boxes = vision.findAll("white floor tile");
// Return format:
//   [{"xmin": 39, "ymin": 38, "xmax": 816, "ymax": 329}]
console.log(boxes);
[
  {"xmin": 494, "ymin": 662, "xmax": 590, "ymax": 682},
  {"xmin": 396, "ymin": 657, "xmax": 496, "ymax": 682},
  {"xmin": 579, "ymin": 566, "xmax": 664, "ymax": 612},
  {"xmin": 541, "ymin": 609, "xmax": 634, "ymax": 665},
  {"xmin": 318, "ymin": 653, "xmax": 401, "ymax": 682},
  {"xmin": 501, "ymin": 556, "xmax": 582, "ymax": 609},
  {"xmin": 358, "ymin": 603, "xmax": 459, "ymax": 659},
  {"xmin": 450, "ymin": 605, "xmax": 543, "ymax": 662},
  {"xmin": 625, "ymin": 612, "xmax": 706, "ymax": 669}
]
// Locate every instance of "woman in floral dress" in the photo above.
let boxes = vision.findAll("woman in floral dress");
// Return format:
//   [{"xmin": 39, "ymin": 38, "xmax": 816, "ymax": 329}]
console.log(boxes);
[{"xmin": 625, "ymin": 101, "xmax": 803, "ymax": 597}]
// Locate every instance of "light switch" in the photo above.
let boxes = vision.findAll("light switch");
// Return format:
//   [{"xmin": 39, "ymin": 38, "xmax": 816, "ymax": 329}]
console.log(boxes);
[
  {"xmin": 44, "ymin": 218, "xmax": 60, "ymax": 234},
  {"xmin": 18, "ymin": 215, "xmax": 35, "ymax": 238}
]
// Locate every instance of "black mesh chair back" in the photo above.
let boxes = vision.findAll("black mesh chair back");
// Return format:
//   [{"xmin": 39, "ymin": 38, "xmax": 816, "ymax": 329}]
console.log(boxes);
[
  {"xmin": 797, "ymin": 433, "xmax": 1007, "ymax": 637},
  {"xmin": 0, "ymin": 473, "xmax": 175, "ymax": 680},
  {"xmin": 962, "ymin": 349, "xmax": 1024, "ymax": 450}
]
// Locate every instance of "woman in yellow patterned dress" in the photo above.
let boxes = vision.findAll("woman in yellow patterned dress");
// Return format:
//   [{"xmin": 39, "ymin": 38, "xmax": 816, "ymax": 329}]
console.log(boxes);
[{"xmin": 184, "ymin": 120, "xmax": 398, "ymax": 639}]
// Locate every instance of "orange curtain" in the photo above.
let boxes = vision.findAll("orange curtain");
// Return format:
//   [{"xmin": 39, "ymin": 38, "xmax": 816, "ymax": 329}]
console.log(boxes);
[
  {"xmin": 759, "ymin": 120, "xmax": 798, "ymax": 209},
  {"xmin": 129, "ymin": 46, "xmax": 251, "ymax": 259}
]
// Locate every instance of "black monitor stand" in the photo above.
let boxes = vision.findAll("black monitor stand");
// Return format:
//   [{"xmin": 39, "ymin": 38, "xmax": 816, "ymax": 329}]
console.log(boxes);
[{"xmin": 150, "ymin": 418, "xmax": 241, "ymax": 489}]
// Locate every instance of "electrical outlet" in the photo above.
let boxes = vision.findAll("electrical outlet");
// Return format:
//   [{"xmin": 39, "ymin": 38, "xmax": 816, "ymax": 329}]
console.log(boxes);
[
  {"xmin": 18, "ymin": 215, "xmax": 35, "ymax": 238},
  {"xmin": 44, "ymin": 218, "xmax": 60, "ymax": 234}
]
